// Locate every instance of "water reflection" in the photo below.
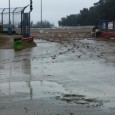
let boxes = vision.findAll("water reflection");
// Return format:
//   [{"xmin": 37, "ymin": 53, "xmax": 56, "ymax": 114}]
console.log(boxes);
[
  {"xmin": 0, "ymin": 47, "xmax": 67, "ymax": 101},
  {"xmin": 14, "ymin": 49, "xmax": 33, "ymax": 100},
  {"xmin": 0, "ymin": 49, "xmax": 14, "ymax": 62},
  {"xmin": 0, "ymin": 80, "xmax": 67, "ymax": 102},
  {"xmin": 13, "ymin": 49, "xmax": 31, "ymax": 74}
]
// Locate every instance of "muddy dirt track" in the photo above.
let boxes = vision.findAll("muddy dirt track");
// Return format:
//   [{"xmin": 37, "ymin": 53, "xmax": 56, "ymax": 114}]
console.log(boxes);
[{"xmin": 0, "ymin": 29, "xmax": 115, "ymax": 115}]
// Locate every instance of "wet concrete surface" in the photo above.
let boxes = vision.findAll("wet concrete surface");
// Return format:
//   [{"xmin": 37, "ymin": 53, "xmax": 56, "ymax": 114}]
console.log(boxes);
[{"xmin": 0, "ymin": 38, "xmax": 115, "ymax": 115}]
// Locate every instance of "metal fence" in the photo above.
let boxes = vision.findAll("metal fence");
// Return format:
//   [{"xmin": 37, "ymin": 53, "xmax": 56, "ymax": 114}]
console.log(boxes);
[{"xmin": 0, "ymin": 5, "xmax": 29, "ymax": 35}]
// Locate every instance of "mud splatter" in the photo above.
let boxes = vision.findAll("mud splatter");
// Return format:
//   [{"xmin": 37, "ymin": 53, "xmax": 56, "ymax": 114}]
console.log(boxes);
[{"xmin": 56, "ymin": 94, "xmax": 104, "ymax": 107}]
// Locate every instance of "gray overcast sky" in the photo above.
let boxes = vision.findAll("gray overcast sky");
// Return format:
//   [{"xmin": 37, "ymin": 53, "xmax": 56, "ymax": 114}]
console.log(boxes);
[{"xmin": 0, "ymin": 0, "xmax": 99, "ymax": 26}]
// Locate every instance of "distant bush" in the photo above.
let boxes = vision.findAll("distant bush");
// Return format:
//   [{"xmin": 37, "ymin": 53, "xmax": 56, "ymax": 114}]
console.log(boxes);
[{"xmin": 31, "ymin": 20, "xmax": 54, "ymax": 28}]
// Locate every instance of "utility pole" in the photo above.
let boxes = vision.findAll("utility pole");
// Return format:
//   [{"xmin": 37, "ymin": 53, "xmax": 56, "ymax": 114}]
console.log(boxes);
[
  {"xmin": 41, "ymin": 0, "xmax": 42, "ymax": 28},
  {"xmin": 9, "ymin": 0, "xmax": 11, "ymax": 27},
  {"xmin": 8, "ymin": 0, "xmax": 12, "ymax": 35}
]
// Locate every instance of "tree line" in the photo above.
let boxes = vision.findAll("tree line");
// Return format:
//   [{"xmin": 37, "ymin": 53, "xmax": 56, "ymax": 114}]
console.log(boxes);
[
  {"xmin": 30, "ymin": 20, "xmax": 54, "ymax": 28},
  {"xmin": 58, "ymin": 0, "xmax": 115, "ymax": 26}
]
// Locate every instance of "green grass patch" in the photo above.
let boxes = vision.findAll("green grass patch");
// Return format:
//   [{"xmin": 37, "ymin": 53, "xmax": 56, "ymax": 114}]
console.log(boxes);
[
  {"xmin": 14, "ymin": 41, "xmax": 37, "ymax": 50},
  {"xmin": 0, "ymin": 33, "xmax": 37, "ymax": 49},
  {"xmin": 21, "ymin": 41, "xmax": 37, "ymax": 48}
]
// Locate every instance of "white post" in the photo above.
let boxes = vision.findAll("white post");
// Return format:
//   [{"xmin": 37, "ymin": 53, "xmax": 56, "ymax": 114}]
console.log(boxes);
[
  {"xmin": 41, "ymin": 0, "xmax": 42, "ymax": 28},
  {"xmin": 9, "ymin": 0, "xmax": 11, "ymax": 27},
  {"xmin": 40, "ymin": 0, "xmax": 43, "ymax": 33}
]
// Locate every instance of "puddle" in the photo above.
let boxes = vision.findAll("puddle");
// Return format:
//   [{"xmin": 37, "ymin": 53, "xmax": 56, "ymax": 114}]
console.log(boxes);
[
  {"xmin": 0, "ymin": 39, "xmax": 115, "ymax": 113},
  {"xmin": 0, "ymin": 80, "xmax": 68, "ymax": 102},
  {"xmin": 79, "ymin": 39, "xmax": 96, "ymax": 45}
]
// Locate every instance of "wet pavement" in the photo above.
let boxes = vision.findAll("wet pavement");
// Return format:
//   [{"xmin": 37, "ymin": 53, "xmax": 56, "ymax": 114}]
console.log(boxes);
[{"xmin": 0, "ymin": 38, "xmax": 115, "ymax": 115}]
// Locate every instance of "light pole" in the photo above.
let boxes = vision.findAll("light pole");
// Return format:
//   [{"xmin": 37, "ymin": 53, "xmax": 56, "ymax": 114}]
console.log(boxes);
[
  {"xmin": 41, "ymin": 0, "xmax": 42, "ymax": 28},
  {"xmin": 9, "ymin": 0, "xmax": 11, "ymax": 27},
  {"xmin": 8, "ymin": 0, "xmax": 12, "ymax": 35}
]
